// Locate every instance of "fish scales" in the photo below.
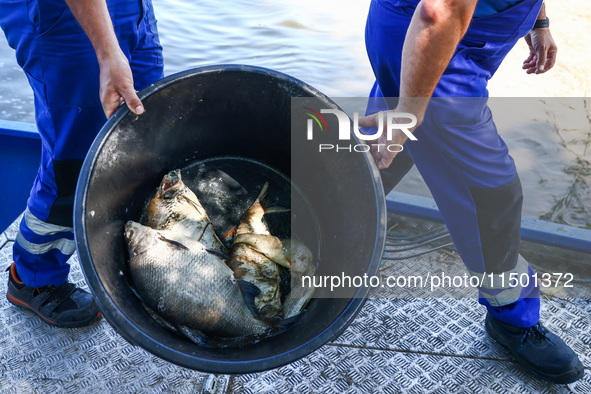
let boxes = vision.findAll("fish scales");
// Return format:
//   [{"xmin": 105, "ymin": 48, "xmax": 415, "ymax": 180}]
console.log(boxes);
[{"xmin": 125, "ymin": 221, "xmax": 270, "ymax": 338}]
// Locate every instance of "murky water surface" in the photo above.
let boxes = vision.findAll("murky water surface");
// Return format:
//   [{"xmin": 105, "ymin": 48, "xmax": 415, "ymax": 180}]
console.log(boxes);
[{"xmin": 0, "ymin": 0, "xmax": 588, "ymax": 226}]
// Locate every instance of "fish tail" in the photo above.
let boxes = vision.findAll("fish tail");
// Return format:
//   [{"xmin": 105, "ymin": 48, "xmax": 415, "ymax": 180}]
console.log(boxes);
[
  {"xmin": 282, "ymin": 277, "xmax": 315, "ymax": 319},
  {"xmin": 256, "ymin": 182, "xmax": 270, "ymax": 205},
  {"xmin": 257, "ymin": 182, "xmax": 289, "ymax": 214},
  {"xmin": 251, "ymin": 182, "xmax": 273, "ymax": 214},
  {"xmin": 236, "ymin": 182, "xmax": 290, "ymax": 236}
]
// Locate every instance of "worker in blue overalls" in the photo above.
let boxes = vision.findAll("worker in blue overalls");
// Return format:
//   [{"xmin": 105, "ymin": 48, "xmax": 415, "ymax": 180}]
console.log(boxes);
[
  {"xmin": 1, "ymin": 0, "xmax": 163, "ymax": 327},
  {"xmin": 359, "ymin": 0, "xmax": 584, "ymax": 384}
]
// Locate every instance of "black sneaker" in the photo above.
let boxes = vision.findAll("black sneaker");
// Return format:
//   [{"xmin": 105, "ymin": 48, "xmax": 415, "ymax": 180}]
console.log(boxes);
[
  {"xmin": 6, "ymin": 263, "xmax": 101, "ymax": 328},
  {"xmin": 485, "ymin": 313, "xmax": 584, "ymax": 384}
]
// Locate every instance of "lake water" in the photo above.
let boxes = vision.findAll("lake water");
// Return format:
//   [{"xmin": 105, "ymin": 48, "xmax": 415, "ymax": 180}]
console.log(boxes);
[
  {"xmin": 0, "ymin": 0, "xmax": 589, "ymax": 226},
  {"xmin": 0, "ymin": 0, "xmax": 374, "ymax": 123}
]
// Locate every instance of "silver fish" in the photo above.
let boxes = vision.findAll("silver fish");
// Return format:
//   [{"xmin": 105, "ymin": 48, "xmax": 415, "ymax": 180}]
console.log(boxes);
[
  {"xmin": 143, "ymin": 169, "xmax": 225, "ymax": 251},
  {"xmin": 125, "ymin": 221, "xmax": 271, "ymax": 338}
]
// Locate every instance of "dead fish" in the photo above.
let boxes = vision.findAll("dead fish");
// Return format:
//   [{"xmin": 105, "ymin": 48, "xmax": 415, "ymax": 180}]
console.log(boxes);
[
  {"xmin": 280, "ymin": 239, "xmax": 317, "ymax": 318},
  {"xmin": 143, "ymin": 169, "xmax": 225, "ymax": 251},
  {"xmin": 234, "ymin": 233, "xmax": 287, "ymax": 266},
  {"xmin": 229, "ymin": 183, "xmax": 288, "ymax": 318},
  {"xmin": 228, "ymin": 242, "xmax": 282, "ymax": 319},
  {"xmin": 233, "ymin": 234, "xmax": 314, "ymax": 273},
  {"xmin": 235, "ymin": 182, "xmax": 287, "ymax": 236},
  {"xmin": 233, "ymin": 233, "xmax": 316, "ymax": 318},
  {"xmin": 124, "ymin": 220, "xmax": 271, "ymax": 338}
]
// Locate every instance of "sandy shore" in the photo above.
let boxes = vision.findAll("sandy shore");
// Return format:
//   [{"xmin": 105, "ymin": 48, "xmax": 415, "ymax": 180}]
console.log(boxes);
[
  {"xmin": 489, "ymin": 0, "xmax": 591, "ymax": 97},
  {"xmin": 487, "ymin": 1, "xmax": 590, "ymax": 227}
]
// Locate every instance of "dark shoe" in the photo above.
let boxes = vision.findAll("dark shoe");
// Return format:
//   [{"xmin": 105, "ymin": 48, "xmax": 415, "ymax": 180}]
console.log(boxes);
[
  {"xmin": 485, "ymin": 313, "xmax": 584, "ymax": 384},
  {"xmin": 6, "ymin": 263, "xmax": 101, "ymax": 328}
]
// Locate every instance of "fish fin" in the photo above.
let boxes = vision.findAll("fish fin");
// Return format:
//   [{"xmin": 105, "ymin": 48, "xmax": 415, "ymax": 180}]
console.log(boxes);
[
  {"xmin": 239, "ymin": 182, "xmax": 269, "ymax": 215},
  {"xmin": 236, "ymin": 279, "xmax": 262, "ymax": 317},
  {"xmin": 205, "ymin": 248, "xmax": 231, "ymax": 261},
  {"xmin": 130, "ymin": 285, "xmax": 180, "ymax": 333},
  {"xmin": 263, "ymin": 206, "xmax": 290, "ymax": 214},
  {"xmin": 276, "ymin": 312, "xmax": 304, "ymax": 330},
  {"xmin": 256, "ymin": 182, "xmax": 289, "ymax": 214},
  {"xmin": 256, "ymin": 182, "xmax": 270, "ymax": 205},
  {"xmin": 157, "ymin": 234, "xmax": 190, "ymax": 251},
  {"xmin": 222, "ymin": 226, "xmax": 237, "ymax": 240},
  {"xmin": 181, "ymin": 194, "xmax": 206, "ymax": 215},
  {"xmin": 282, "ymin": 280, "xmax": 316, "ymax": 319},
  {"xmin": 257, "ymin": 182, "xmax": 291, "ymax": 215},
  {"xmin": 148, "ymin": 313, "xmax": 179, "ymax": 333},
  {"xmin": 177, "ymin": 325, "xmax": 213, "ymax": 347},
  {"xmin": 178, "ymin": 325, "xmax": 260, "ymax": 347}
]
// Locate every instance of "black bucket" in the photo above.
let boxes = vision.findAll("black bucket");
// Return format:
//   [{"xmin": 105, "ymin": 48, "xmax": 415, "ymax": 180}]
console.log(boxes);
[{"xmin": 74, "ymin": 65, "xmax": 385, "ymax": 373}]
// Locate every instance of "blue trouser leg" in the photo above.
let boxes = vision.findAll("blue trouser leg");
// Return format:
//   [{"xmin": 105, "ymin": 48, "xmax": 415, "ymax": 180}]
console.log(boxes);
[
  {"xmin": 365, "ymin": 0, "xmax": 543, "ymax": 327},
  {"xmin": 0, "ymin": 0, "xmax": 164, "ymax": 287}
]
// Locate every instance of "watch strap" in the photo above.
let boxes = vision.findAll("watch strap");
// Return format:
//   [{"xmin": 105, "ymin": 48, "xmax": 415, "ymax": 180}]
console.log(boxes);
[{"xmin": 533, "ymin": 17, "xmax": 550, "ymax": 29}]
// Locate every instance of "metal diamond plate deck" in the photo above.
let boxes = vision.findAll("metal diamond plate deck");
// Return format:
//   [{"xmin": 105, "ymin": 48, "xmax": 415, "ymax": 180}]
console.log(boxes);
[{"xmin": 1, "ymin": 217, "xmax": 590, "ymax": 393}]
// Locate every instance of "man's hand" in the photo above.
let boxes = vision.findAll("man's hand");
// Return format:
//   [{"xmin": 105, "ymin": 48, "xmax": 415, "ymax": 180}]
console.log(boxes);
[
  {"xmin": 523, "ymin": 28, "xmax": 557, "ymax": 74},
  {"xmin": 99, "ymin": 51, "xmax": 144, "ymax": 118},
  {"xmin": 65, "ymin": 0, "xmax": 144, "ymax": 119},
  {"xmin": 358, "ymin": 110, "xmax": 416, "ymax": 169}
]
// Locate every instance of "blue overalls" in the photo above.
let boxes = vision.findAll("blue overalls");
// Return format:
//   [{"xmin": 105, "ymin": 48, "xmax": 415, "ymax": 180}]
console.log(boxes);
[
  {"xmin": 0, "ymin": 0, "xmax": 164, "ymax": 288},
  {"xmin": 365, "ymin": 0, "xmax": 543, "ymax": 327}
]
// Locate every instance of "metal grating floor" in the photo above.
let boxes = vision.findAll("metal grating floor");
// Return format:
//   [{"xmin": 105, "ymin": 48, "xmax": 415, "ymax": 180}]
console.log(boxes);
[{"xmin": 1, "ymin": 216, "xmax": 590, "ymax": 393}]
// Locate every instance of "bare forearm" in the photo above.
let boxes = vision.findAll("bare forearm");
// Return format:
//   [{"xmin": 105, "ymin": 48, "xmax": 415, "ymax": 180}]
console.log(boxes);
[
  {"xmin": 522, "ymin": 3, "xmax": 555, "ymax": 74},
  {"xmin": 64, "ymin": 0, "xmax": 144, "ymax": 117},
  {"xmin": 64, "ymin": 0, "xmax": 120, "ymax": 64},
  {"xmin": 398, "ymin": 0, "xmax": 477, "ymax": 121},
  {"xmin": 536, "ymin": 3, "xmax": 546, "ymax": 19}
]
